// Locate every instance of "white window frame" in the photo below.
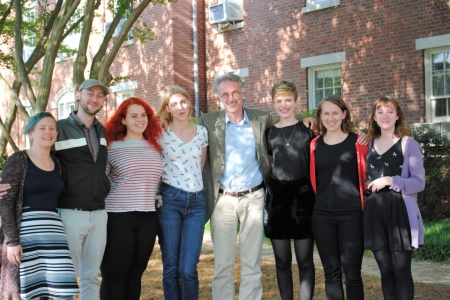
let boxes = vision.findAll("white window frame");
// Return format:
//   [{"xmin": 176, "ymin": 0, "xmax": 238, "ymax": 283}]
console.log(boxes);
[
  {"xmin": 302, "ymin": 0, "xmax": 341, "ymax": 14},
  {"xmin": 424, "ymin": 46, "xmax": 450, "ymax": 123},
  {"xmin": 116, "ymin": 90, "xmax": 135, "ymax": 107},
  {"xmin": 57, "ymin": 92, "xmax": 76, "ymax": 120},
  {"xmin": 307, "ymin": 64, "xmax": 342, "ymax": 109},
  {"xmin": 301, "ymin": 52, "xmax": 345, "ymax": 109},
  {"xmin": 214, "ymin": 68, "xmax": 248, "ymax": 109},
  {"xmin": 22, "ymin": 7, "xmax": 35, "ymax": 61},
  {"xmin": 416, "ymin": 34, "xmax": 450, "ymax": 123},
  {"xmin": 111, "ymin": 80, "xmax": 138, "ymax": 107}
]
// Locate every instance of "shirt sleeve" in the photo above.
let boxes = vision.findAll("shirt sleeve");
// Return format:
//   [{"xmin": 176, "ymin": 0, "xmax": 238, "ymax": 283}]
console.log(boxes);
[
  {"xmin": 0, "ymin": 152, "xmax": 24, "ymax": 247},
  {"xmin": 200, "ymin": 126, "xmax": 209, "ymax": 147},
  {"xmin": 391, "ymin": 138, "xmax": 425, "ymax": 195}
]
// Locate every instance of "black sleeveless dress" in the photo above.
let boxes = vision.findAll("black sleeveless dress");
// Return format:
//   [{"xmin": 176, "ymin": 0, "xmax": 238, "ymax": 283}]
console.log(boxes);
[
  {"xmin": 363, "ymin": 138, "xmax": 412, "ymax": 251},
  {"xmin": 263, "ymin": 123, "xmax": 315, "ymax": 239}
]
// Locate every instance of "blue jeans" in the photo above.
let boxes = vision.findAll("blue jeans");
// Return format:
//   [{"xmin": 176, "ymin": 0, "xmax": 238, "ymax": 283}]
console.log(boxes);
[{"xmin": 157, "ymin": 183, "xmax": 206, "ymax": 300}]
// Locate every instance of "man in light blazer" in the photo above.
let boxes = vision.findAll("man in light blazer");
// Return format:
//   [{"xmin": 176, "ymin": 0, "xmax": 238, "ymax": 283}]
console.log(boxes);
[{"xmin": 199, "ymin": 72, "xmax": 271, "ymax": 300}]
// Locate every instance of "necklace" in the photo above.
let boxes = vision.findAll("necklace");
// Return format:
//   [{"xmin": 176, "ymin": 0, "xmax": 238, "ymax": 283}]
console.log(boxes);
[{"xmin": 280, "ymin": 123, "xmax": 297, "ymax": 146}]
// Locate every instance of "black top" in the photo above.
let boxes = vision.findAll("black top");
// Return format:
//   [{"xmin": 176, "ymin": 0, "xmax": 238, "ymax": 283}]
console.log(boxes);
[
  {"xmin": 23, "ymin": 156, "xmax": 64, "ymax": 211},
  {"xmin": 265, "ymin": 122, "xmax": 315, "ymax": 181},
  {"xmin": 366, "ymin": 138, "xmax": 404, "ymax": 184},
  {"xmin": 314, "ymin": 132, "xmax": 361, "ymax": 211}
]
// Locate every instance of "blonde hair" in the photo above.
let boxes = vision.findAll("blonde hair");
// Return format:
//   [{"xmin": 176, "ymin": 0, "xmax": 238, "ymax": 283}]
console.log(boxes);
[
  {"xmin": 271, "ymin": 80, "xmax": 298, "ymax": 102},
  {"xmin": 367, "ymin": 95, "xmax": 410, "ymax": 140},
  {"xmin": 156, "ymin": 86, "xmax": 192, "ymax": 123},
  {"xmin": 315, "ymin": 94, "xmax": 353, "ymax": 136}
]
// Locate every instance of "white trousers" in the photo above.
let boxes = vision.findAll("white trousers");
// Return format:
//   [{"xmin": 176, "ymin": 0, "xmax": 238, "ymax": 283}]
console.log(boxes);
[
  {"xmin": 59, "ymin": 209, "xmax": 108, "ymax": 300},
  {"xmin": 211, "ymin": 188, "xmax": 264, "ymax": 300}
]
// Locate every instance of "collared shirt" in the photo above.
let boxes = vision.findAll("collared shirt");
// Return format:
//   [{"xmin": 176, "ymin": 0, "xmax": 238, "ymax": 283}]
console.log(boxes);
[
  {"xmin": 70, "ymin": 111, "xmax": 100, "ymax": 162},
  {"xmin": 220, "ymin": 110, "xmax": 263, "ymax": 191}
]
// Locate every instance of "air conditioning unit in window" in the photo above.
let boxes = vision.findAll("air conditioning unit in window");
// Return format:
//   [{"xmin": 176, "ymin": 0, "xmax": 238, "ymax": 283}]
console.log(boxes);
[{"xmin": 209, "ymin": 0, "xmax": 243, "ymax": 25}]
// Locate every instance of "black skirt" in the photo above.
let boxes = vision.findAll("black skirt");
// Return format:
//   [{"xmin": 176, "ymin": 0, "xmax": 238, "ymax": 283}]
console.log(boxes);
[
  {"xmin": 263, "ymin": 176, "xmax": 314, "ymax": 239},
  {"xmin": 363, "ymin": 188, "xmax": 412, "ymax": 251}
]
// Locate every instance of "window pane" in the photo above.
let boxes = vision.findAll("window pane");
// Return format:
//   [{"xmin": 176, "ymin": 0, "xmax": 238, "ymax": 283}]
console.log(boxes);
[
  {"xmin": 435, "ymin": 98, "xmax": 448, "ymax": 117},
  {"xmin": 324, "ymin": 70, "xmax": 334, "ymax": 87},
  {"xmin": 334, "ymin": 87, "xmax": 342, "ymax": 96},
  {"xmin": 315, "ymin": 71, "xmax": 324, "ymax": 88},
  {"xmin": 324, "ymin": 88, "xmax": 334, "ymax": 96},
  {"xmin": 445, "ymin": 52, "xmax": 450, "ymax": 70},
  {"xmin": 446, "ymin": 74, "xmax": 450, "ymax": 95},
  {"xmin": 334, "ymin": 74, "xmax": 341, "ymax": 86},
  {"xmin": 433, "ymin": 53, "xmax": 445, "ymax": 73},
  {"xmin": 433, "ymin": 75, "xmax": 444, "ymax": 96},
  {"xmin": 315, "ymin": 90, "xmax": 323, "ymax": 107}
]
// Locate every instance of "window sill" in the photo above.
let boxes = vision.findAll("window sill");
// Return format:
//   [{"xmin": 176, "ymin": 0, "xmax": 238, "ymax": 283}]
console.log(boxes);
[
  {"xmin": 302, "ymin": 0, "xmax": 341, "ymax": 14},
  {"xmin": 121, "ymin": 39, "xmax": 134, "ymax": 47}
]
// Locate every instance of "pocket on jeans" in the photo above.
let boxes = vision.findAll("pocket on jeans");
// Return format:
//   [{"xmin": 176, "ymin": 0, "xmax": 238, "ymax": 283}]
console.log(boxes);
[
  {"xmin": 160, "ymin": 189, "xmax": 180, "ymax": 200},
  {"xmin": 196, "ymin": 192, "xmax": 206, "ymax": 204}
]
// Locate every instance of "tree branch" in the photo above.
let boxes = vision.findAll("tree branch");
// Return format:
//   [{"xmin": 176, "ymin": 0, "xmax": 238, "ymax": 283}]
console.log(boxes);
[
  {"xmin": 0, "ymin": 116, "xmax": 18, "ymax": 152},
  {"xmin": 0, "ymin": 0, "xmax": 13, "ymax": 34},
  {"xmin": 13, "ymin": 0, "xmax": 37, "ymax": 109}
]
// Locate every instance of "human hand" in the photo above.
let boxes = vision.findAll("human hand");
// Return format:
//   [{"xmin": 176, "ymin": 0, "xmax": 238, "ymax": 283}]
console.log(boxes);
[
  {"xmin": 356, "ymin": 130, "xmax": 368, "ymax": 146},
  {"xmin": 159, "ymin": 118, "xmax": 169, "ymax": 131},
  {"xmin": 368, "ymin": 177, "xmax": 393, "ymax": 193},
  {"xmin": 0, "ymin": 177, "xmax": 11, "ymax": 200},
  {"xmin": 302, "ymin": 117, "xmax": 316, "ymax": 130},
  {"xmin": 7, "ymin": 245, "xmax": 22, "ymax": 266}
]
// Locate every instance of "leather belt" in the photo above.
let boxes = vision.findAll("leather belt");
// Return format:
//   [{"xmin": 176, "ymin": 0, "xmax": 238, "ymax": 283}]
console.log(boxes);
[
  {"xmin": 69, "ymin": 208, "xmax": 102, "ymax": 211},
  {"xmin": 219, "ymin": 183, "xmax": 264, "ymax": 198}
]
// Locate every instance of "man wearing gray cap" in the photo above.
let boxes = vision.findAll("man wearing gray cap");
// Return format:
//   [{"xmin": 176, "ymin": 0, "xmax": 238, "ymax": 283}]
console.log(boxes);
[
  {"xmin": 0, "ymin": 79, "xmax": 111, "ymax": 298},
  {"xmin": 55, "ymin": 79, "xmax": 111, "ymax": 299}
]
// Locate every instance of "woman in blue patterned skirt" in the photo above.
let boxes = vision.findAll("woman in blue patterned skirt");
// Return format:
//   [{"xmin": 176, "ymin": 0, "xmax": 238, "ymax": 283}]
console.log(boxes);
[{"xmin": 0, "ymin": 112, "xmax": 78, "ymax": 300}]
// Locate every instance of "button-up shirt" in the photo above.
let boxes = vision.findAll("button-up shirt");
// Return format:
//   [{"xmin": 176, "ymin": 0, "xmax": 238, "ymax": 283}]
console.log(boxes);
[
  {"xmin": 220, "ymin": 110, "xmax": 263, "ymax": 191},
  {"xmin": 70, "ymin": 111, "xmax": 100, "ymax": 162}
]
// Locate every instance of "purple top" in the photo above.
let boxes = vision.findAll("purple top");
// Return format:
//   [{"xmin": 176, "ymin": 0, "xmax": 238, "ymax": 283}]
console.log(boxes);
[{"xmin": 390, "ymin": 137, "xmax": 425, "ymax": 248}]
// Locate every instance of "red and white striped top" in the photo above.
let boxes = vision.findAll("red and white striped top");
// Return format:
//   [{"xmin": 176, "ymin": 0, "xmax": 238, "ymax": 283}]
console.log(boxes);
[{"xmin": 105, "ymin": 140, "xmax": 163, "ymax": 212}]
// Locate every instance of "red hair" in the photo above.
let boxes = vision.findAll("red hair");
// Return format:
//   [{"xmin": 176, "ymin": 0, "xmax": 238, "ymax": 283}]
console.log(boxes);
[{"xmin": 104, "ymin": 97, "xmax": 162, "ymax": 152}]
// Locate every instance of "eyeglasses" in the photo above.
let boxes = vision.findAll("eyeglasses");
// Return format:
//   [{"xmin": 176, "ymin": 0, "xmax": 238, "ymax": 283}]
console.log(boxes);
[{"xmin": 219, "ymin": 91, "xmax": 241, "ymax": 100}]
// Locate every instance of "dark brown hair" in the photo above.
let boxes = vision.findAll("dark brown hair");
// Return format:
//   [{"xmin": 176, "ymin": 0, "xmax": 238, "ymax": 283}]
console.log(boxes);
[{"xmin": 315, "ymin": 94, "xmax": 353, "ymax": 136}]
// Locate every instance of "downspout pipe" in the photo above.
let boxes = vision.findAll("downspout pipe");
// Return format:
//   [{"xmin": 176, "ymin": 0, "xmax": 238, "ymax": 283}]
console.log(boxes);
[{"xmin": 192, "ymin": 0, "xmax": 200, "ymax": 118}]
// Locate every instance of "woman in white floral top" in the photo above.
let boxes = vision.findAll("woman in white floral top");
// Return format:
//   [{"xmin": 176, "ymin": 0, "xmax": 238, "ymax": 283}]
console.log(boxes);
[{"xmin": 156, "ymin": 86, "xmax": 208, "ymax": 300}]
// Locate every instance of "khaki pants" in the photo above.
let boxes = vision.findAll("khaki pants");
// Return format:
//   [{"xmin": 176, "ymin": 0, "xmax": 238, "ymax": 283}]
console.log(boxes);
[
  {"xmin": 211, "ymin": 188, "xmax": 264, "ymax": 300},
  {"xmin": 59, "ymin": 209, "xmax": 108, "ymax": 300}
]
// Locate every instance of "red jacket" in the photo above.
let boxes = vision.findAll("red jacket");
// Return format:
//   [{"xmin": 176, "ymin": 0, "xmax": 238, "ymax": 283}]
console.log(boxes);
[{"xmin": 309, "ymin": 135, "xmax": 369, "ymax": 210}]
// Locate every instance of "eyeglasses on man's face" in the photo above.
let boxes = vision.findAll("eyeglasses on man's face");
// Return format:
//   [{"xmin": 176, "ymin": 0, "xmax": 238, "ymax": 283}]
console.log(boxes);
[{"xmin": 219, "ymin": 91, "xmax": 241, "ymax": 100}]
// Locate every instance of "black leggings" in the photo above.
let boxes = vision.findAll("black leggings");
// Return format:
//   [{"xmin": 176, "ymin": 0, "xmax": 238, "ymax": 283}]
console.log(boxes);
[
  {"xmin": 312, "ymin": 209, "xmax": 364, "ymax": 300},
  {"xmin": 271, "ymin": 238, "xmax": 315, "ymax": 300},
  {"xmin": 373, "ymin": 249, "xmax": 414, "ymax": 300},
  {"xmin": 100, "ymin": 211, "xmax": 157, "ymax": 300}
]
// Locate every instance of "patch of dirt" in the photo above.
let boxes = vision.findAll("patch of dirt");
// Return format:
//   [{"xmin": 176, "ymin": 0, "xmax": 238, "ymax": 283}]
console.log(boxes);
[{"xmin": 136, "ymin": 235, "xmax": 450, "ymax": 299}]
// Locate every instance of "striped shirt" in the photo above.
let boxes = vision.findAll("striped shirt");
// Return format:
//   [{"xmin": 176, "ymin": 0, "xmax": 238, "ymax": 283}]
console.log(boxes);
[{"xmin": 105, "ymin": 140, "xmax": 163, "ymax": 212}]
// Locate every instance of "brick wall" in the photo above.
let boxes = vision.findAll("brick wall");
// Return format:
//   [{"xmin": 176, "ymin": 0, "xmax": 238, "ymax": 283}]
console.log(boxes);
[
  {"xmin": 203, "ymin": 0, "xmax": 450, "ymax": 125},
  {"xmin": 1, "ymin": 1, "xmax": 201, "ymax": 153}
]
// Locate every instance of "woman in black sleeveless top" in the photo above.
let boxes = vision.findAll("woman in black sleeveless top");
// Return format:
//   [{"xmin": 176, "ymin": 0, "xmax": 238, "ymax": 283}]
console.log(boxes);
[
  {"xmin": 310, "ymin": 95, "xmax": 368, "ymax": 300},
  {"xmin": 264, "ymin": 81, "xmax": 316, "ymax": 300},
  {"xmin": 364, "ymin": 96, "xmax": 425, "ymax": 300}
]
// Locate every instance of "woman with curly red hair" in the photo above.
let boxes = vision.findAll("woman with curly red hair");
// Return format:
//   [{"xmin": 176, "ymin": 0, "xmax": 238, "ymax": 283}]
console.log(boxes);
[{"xmin": 100, "ymin": 97, "xmax": 163, "ymax": 300}]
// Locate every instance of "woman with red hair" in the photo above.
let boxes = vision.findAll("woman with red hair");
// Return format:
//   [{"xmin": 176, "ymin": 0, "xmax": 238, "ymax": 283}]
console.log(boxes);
[{"xmin": 100, "ymin": 97, "xmax": 163, "ymax": 300}]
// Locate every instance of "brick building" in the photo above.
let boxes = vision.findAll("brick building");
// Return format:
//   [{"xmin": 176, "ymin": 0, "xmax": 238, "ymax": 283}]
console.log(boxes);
[{"xmin": 1, "ymin": 0, "xmax": 450, "ymax": 152}]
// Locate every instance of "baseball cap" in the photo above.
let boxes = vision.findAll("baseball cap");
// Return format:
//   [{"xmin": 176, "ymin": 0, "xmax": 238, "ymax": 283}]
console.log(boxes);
[{"xmin": 78, "ymin": 79, "xmax": 110, "ymax": 95}]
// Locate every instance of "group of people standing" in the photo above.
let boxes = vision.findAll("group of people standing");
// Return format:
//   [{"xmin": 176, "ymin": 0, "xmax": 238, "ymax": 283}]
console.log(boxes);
[{"xmin": 0, "ymin": 72, "xmax": 424, "ymax": 300}]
